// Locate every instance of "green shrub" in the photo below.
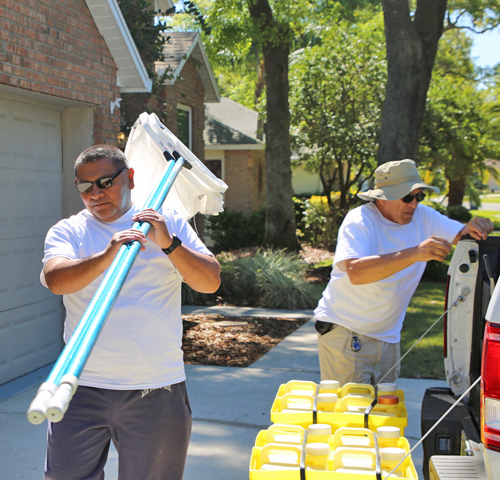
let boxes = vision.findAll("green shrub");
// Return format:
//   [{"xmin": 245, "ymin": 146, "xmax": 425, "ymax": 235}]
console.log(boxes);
[
  {"xmin": 219, "ymin": 248, "xmax": 317, "ymax": 309},
  {"xmin": 205, "ymin": 208, "xmax": 266, "ymax": 253},
  {"xmin": 446, "ymin": 205, "xmax": 472, "ymax": 223},
  {"xmin": 293, "ymin": 195, "xmax": 339, "ymax": 250},
  {"xmin": 424, "ymin": 201, "xmax": 447, "ymax": 215}
]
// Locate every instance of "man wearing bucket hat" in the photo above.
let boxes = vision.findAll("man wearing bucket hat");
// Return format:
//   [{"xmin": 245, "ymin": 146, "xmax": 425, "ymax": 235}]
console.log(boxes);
[{"xmin": 314, "ymin": 159, "xmax": 493, "ymax": 386}]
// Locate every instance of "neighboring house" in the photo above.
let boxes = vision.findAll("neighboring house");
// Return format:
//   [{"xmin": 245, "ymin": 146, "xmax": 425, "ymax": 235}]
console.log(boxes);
[
  {"xmin": 486, "ymin": 160, "xmax": 500, "ymax": 192},
  {"xmin": 204, "ymin": 98, "xmax": 322, "ymax": 216},
  {"xmin": 291, "ymin": 159, "xmax": 323, "ymax": 195},
  {"xmin": 204, "ymin": 97, "xmax": 265, "ymax": 215},
  {"xmin": 124, "ymin": 31, "xmax": 220, "ymax": 164},
  {"xmin": 0, "ymin": 0, "xmax": 172, "ymax": 386}
]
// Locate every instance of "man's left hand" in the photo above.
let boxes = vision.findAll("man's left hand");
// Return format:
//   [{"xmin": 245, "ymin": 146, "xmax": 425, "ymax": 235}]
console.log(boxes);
[{"xmin": 460, "ymin": 216, "xmax": 495, "ymax": 242}]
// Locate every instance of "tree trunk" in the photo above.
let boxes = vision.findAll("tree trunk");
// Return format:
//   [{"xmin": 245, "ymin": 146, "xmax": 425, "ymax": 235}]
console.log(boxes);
[
  {"xmin": 378, "ymin": 0, "xmax": 447, "ymax": 164},
  {"xmin": 247, "ymin": 0, "xmax": 300, "ymax": 250},
  {"xmin": 447, "ymin": 177, "xmax": 466, "ymax": 207}
]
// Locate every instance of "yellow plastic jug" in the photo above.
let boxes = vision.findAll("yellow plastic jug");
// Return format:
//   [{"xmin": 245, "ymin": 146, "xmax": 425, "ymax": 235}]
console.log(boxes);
[
  {"xmin": 332, "ymin": 446, "xmax": 377, "ymax": 474},
  {"xmin": 305, "ymin": 442, "xmax": 329, "ymax": 471},
  {"xmin": 255, "ymin": 424, "xmax": 305, "ymax": 447},
  {"xmin": 280, "ymin": 393, "xmax": 314, "ymax": 412},
  {"xmin": 317, "ymin": 393, "xmax": 338, "ymax": 412},
  {"xmin": 372, "ymin": 394, "xmax": 399, "ymax": 417},
  {"xmin": 341, "ymin": 382, "xmax": 375, "ymax": 398},
  {"xmin": 377, "ymin": 426, "xmax": 401, "ymax": 448},
  {"xmin": 307, "ymin": 424, "xmax": 331, "ymax": 444},
  {"xmin": 381, "ymin": 447, "xmax": 407, "ymax": 478},
  {"xmin": 278, "ymin": 380, "xmax": 317, "ymax": 397},
  {"xmin": 378, "ymin": 382, "xmax": 406, "ymax": 403},
  {"xmin": 319, "ymin": 380, "xmax": 340, "ymax": 394},
  {"xmin": 257, "ymin": 443, "xmax": 302, "ymax": 471},
  {"xmin": 332, "ymin": 427, "xmax": 375, "ymax": 449},
  {"xmin": 378, "ymin": 382, "xmax": 397, "ymax": 396},
  {"xmin": 338, "ymin": 394, "xmax": 374, "ymax": 414}
]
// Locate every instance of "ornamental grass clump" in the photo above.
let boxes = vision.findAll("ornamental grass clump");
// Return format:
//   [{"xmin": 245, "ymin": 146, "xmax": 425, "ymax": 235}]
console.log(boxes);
[{"xmin": 230, "ymin": 249, "xmax": 316, "ymax": 310}]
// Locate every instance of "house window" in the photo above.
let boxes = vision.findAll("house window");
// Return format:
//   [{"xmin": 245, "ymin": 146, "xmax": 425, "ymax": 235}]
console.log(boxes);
[
  {"xmin": 205, "ymin": 160, "xmax": 222, "ymax": 179},
  {"xmin": 177, "ymin": 105, "xmax": 192, "ymax": 149}
]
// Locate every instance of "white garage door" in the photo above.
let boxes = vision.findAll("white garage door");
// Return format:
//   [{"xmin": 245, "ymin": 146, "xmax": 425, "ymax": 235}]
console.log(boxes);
[{"xmin": 0, "ymin": 97, "xmax": 64, "ymax": 385}]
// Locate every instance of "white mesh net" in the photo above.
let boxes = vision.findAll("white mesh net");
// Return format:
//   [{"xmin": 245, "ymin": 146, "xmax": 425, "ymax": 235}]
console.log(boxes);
[{"xmin": 125, "ymin": 113, "xmax": 228, "ymax": 220}]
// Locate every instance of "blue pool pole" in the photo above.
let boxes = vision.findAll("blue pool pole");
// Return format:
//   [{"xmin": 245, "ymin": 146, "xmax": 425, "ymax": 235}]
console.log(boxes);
[{"xmin": 27, "ymin": 156, "xmax": 187, "ymax": 424}]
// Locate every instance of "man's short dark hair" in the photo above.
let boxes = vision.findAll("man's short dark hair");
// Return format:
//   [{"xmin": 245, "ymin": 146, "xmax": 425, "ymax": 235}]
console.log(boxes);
[{"xmin": 74, "ymin": 145, "xmax": 129, "ymax": 177}]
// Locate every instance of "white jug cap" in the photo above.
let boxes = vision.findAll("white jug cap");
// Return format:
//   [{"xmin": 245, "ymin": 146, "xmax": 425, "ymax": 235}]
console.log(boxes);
[
  {"xmin": 317, "ymin": 393, "xmax": 338, "ymax": 403},
  {"xmin": 320, "ymin": 380, "xmax": 340, "ymax": 389},
  {"xmin": 377, "ymin": 426, "xmax": 400, "ymax": 438},
  {"xmin": 308, "ymin": 424, "xmax": 332, "ymax": 436},
  {"xmin": 306, "ymin": 442, "xmax": 330, "ymax": 456},
  {"xmin": 378, "ymin": 383, "xmax": 397, "ymax": 392},
  {"xmin": 381, "ymin": 447, "xmax": 406, "ymax": 461}
]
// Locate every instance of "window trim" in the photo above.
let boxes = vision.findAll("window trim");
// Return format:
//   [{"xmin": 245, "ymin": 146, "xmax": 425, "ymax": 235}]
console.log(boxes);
[{"xmin": 177, "ymin": 104, "xmax": 192, "ymax": 150}]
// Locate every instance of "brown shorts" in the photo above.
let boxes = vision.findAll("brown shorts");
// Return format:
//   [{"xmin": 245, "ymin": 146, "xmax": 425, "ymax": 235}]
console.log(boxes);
[{"xmin": 316, "ymin": 322, "xmax": 400, "ymax": 386}]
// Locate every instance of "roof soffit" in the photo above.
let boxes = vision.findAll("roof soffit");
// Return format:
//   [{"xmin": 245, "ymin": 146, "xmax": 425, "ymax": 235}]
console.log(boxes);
[{"xmin": 85, "ymin": 0, "xmax": 173, "ymax": 93}]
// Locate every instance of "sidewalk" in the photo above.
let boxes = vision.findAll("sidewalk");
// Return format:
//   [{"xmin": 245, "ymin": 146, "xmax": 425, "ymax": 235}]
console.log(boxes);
[{"xmin": 0, "ymin": 306, "xmax": 445, "ymax": 480}]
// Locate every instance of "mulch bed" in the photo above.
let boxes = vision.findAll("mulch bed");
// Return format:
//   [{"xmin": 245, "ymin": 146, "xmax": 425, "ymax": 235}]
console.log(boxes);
[
  {"xmin": 181, "ymin": 244, "xmax": 330, "ymax": 368},
  {"xmin": 182, "ymin": 313, "xmax": 309, "ymax": 367}
]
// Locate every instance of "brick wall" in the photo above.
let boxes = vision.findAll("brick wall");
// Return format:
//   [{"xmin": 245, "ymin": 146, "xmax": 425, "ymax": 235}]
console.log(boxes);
[
  {"xmin": 163, "ymin": 60, "xmax": 206, "ymax": 161},
  {"xmin": 224, "ymin": 149, "xmax": 266, "ymax": 215},
  {"xmin": 0, "ymin": 0, "xmax": 121, "ymax": 144}
]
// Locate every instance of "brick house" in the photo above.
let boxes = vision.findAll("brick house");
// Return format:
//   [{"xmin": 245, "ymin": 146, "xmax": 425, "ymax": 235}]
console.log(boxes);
[
  {"xmin": 0, "ymin": 0, "xmax": 172, "ymax": 386},
  {"xmin": 204, "ymin": 97, "xmax": 265, "ymax": 215},
  {"xmin": 123, "ymin": 32, "xmax": 219, "ymax": 163},
  {"xmin": 155, "ymin": 31, "xmax": 219, "ymax": 164}
]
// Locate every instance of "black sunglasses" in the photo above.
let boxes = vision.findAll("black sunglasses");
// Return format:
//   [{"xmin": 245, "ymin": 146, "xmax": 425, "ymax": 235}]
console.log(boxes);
[
  {"xmin": 74, "ymin": 167, "xmax": 128, "ymax": 193},
  {"xmin": 401, "ymin": 191, "xmax": 426, "ymax": 204}
]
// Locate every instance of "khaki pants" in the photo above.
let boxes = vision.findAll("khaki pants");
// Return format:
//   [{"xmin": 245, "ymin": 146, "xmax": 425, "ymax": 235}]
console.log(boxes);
[{"xmin": 317, "ymin": 323, "xmax": 400, "ymax": 386}]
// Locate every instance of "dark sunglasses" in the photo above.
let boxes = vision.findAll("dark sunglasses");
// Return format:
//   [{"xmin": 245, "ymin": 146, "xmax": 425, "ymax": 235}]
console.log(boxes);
[
  {"xmin": 401, "ymin": 191, "xmax": 426, "ymax": 204},
  {"xmin": 74, "ymin": 167, "xmax": 128, "ymax": 193}
]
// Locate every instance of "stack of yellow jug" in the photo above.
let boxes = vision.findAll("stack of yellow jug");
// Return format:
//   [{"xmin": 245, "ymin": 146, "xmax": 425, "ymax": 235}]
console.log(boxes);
[
  {"xmin": 270, "ymin": 380, "xmax": 407, "ymax": 433},
  {"xmin": 249, "ymin": 380, "xmax": 418, "ymax": 479}
]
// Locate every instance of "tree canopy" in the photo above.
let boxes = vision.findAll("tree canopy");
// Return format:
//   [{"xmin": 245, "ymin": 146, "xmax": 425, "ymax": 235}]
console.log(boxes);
[
  {"xmin": 419, "ymin": 28, "xmax": 500, "ymax": 206},
  {"xmin": 290, "ymin": 16, "xmax": 386, "ymax": 215}
]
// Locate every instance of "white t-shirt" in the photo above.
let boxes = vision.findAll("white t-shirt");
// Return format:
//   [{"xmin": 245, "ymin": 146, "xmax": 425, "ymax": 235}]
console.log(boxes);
[
  {"xmin": 314, "ymin": 202, "xmax": 464, "ymax": 343},
  {"xmin": 41, "ymin": 204, "xmax": 213, "ymax": 389}
]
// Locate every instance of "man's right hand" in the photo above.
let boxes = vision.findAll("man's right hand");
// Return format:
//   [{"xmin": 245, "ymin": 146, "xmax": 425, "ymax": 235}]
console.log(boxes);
[
  {"xmin": 415, "ymin": 236, "xmax": 452, "ymax": 263},
  {"xmin": 44, "ymin": 228, "xmax": 148, "ymax": 295},
  {"xmin": 103, "ymin": 229, "xmax": 147, "ymax": 262}
]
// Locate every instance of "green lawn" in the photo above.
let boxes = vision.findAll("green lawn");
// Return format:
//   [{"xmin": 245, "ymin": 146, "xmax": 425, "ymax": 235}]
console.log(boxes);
[
  {"xmin": 471, "ymin": 210, "xmax": 500, "ymax": 231},
  {"xmin": 479, "ymin": 194, "xmax": 500, "ymax": 204},
  {"xmin": 400, "ymin": 281, "xmax": 447, "ymax": 379}
]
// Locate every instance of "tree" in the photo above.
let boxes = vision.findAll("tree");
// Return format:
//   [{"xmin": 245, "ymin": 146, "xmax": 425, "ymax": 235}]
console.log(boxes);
[
  {"xmin": 192, "ymin": 1, "xmax": 317, "ymax": 250},
  {"xmin": 419, "ymin": 77, "xmax": 491, "ymax": 206},
  {"xmin": 378, "ymin": 0, "xmax": 500, "ymax": 165},
  {"xmin": 244, "ymin": 0, "xmax": 300, "ymax": 250},
  {"xmin": 419, "ymin": 29, "xmax": 500, "ymax": 206},
  {"xmin": 290, "ymin": 17, "xmax": 386, "ymax": 216}
]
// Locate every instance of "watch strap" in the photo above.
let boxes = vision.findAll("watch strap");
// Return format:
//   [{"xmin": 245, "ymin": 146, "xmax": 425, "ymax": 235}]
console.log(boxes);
[{"xmin": 162, "ymin": 235, "xmax": 182, "ymax": 255}]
